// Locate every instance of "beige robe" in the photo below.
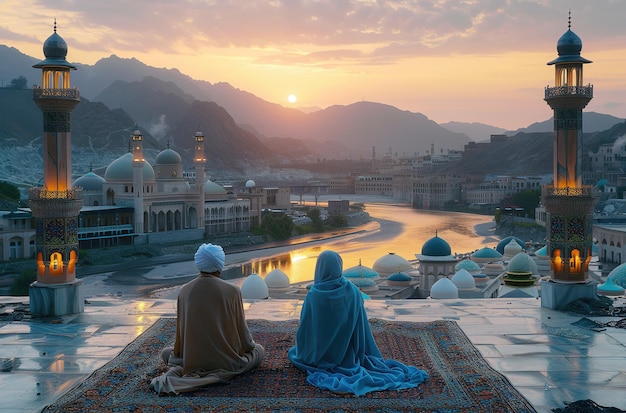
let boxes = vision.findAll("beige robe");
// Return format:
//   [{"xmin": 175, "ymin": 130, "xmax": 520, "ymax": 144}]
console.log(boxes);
[{"xmin": 150, "ymin": 274, "xmax": 264, "ymax": 394}]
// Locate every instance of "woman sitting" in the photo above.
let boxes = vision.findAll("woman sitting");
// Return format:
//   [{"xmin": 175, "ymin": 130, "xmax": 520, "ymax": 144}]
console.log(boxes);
[{"xmin": 288, "ymin": 250, "xmax": 428, "ymax": 396}]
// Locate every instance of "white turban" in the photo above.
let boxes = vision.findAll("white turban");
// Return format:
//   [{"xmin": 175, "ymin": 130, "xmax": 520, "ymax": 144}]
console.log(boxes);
[{"xmin": 194, "ymin": 243, "xmax": 225, "ymax": 273}]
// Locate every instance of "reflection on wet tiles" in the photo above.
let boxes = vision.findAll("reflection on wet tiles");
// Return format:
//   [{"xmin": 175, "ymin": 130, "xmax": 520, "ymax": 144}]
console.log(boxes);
[
  {"xmin": 545, "ymin": 370, "xmax": 623, "ymax": 386},
  {"xmin": 473, "ymin": 344, "xmax": 502, "ymax": 358},
  {"xmin": 487, "ymin": 356, "xmax": 577, "ymax": 372},
  {"xmin": 500, "ymin": 370, "xmax": 548, "ymax": 387},
  {"xmin": 495, "ymin": 344, "xmax": 583, "ymax": 357}
]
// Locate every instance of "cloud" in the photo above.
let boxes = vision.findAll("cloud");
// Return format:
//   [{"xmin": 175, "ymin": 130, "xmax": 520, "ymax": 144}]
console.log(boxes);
[{"xmin": 16, "ymin": 0, "xmax": 625, "ymax": 63}]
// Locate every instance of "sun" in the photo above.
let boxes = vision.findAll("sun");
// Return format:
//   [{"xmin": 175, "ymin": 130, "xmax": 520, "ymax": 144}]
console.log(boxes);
[{"xmin": 287, "ymin": 94, "xmax": 297, "ymax": 104}]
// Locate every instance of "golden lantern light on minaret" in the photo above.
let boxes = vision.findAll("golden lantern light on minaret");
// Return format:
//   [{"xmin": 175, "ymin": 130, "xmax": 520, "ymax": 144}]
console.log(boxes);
[{"xmin": 194, "ymin": 131, "xmax": 206, "ymax": 231}]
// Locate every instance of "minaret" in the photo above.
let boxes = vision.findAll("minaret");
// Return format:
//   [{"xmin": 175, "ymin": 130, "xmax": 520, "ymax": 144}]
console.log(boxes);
[
  {"xmin": 131, "ymin": 130, "xmax": 145, "ymax": 234},
  {"xmin": 541, "ymin": 14, "xmax": 598, "ymax": 309},
  {"xmin": 29, "ymin": 22, "xmax": 84, "ymax": 316},
  {"xmin": 194, "ymin": 131, "xmax": 206, "ymax": 230}
]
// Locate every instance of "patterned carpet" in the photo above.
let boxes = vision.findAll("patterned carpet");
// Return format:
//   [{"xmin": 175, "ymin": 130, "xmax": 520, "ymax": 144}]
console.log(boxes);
[{"xmin": 42, "ymin": 318, "xmax": 537, "ymax": 412}]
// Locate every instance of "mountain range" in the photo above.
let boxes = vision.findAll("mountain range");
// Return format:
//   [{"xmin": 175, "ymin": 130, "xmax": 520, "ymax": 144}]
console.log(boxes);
[{"xmin": 0, "ymin": 44, "xmax": 624, "ymax": 188}]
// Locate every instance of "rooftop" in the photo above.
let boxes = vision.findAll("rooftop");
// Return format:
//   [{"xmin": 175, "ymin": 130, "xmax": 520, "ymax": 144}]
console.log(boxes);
[{"xmin": 1, "ymin": 294, "xmax": 625, "ymax": 413}]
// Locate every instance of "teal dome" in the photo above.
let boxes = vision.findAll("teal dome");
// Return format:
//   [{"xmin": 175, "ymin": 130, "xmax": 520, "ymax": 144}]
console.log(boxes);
[
  {"xmin": 535, "ymin": 245, "xmax": 548, "ymax": 257},
  {"xmin": 455, "ymin": 259, "xmax": 481, "ymax": 273},
  {"xmin": 548, "ymin": 26, "xmax": 592, "ymax": 65},
  {"xmin": 104, "ymin": 153, "xmax": 155, "ymax": 182},
  {"xmin": 471, "ymin": 247, "xmax": 503, "ymax": 262},
  {"xmin": 387, "ymin": 272, "xmax": 411, "ymax": 282},
  {"xmin": 496, "ymin": 236, "xmax": 525, "ymax": 254},
  {"xmin": 507, "ymin": 252, "xmax": 536, "ymax": 275},
  {"xmin": 33, "ymin": 28, "xmax": 76, "ymax": 69},
  {"xmin": 348, "ymin": 277, "xmax": 378, "ymax": 291},
  {"xmin": 155, "ymin": 148, "xmax": 182, "ymax": 165},
  {"xmin": 607, "ymin": 264, "xmax": 626, "ymax": 289},
  {"xmin": 421, "ymin": 235, "xmax": 451, "ymax": 257},
  {"xmin": 343, "ymin": 263, "xmax": 379, "ymax": 279},
  {"xmin": 73, "ymin": 171, "xmax": 105, "ymax": 191}
]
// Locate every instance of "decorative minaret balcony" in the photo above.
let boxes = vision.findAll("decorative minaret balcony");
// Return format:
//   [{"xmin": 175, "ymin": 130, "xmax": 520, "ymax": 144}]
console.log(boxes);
[
  {"xmin": 33, "ymin": 87, "xmax": 80, "ymax": 101},
  {"xmin": 545, "ymin": 84, "xmax": 593, "ymax": 99}
]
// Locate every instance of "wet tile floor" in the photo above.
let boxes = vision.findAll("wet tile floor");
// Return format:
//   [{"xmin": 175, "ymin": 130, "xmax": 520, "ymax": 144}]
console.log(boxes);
[{"xmin": 1, "ymin": 295, "xmax": 625, "ymax": 413}]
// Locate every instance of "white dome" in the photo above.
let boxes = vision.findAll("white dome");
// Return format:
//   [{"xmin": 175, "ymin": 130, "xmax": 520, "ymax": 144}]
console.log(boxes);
[
  {"xmin": 430, "ymin": 277, "xmax": 458, "ymax": 299},
  {"xmin": 451, "ymin": 269, "xmax": 476, "ymax": 289},
  {"xmin": 245, "ymin": 179, "xmax": 256, "ymax": 188},
  {"xmin": 504, "ymin": 239, "xmax": 523, "ymax": 257},
  {"xmin": 265, "ymin": 269, "xmax": 290, "ymax": 289},
  {"xmin": 241, "ymin": 273, "xmax": 268, "ymax": 299},
  {"xmin": 372, "ymin": 253, "xmax": 413, "ymax": 276}
]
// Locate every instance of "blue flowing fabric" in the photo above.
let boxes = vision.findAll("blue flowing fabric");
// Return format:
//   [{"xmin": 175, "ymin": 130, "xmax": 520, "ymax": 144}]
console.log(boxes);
[{"xmin": 288, "ymin": 250, "xmax": 429, "ymax": 396}]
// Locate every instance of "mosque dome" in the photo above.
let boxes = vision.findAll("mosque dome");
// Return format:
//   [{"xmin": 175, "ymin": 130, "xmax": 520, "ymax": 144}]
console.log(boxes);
[
  {"xmin": 348, "ymin": 277, "xmax": 378, "ymax": 292},
  {"xmin": 241, "ymin": 273, "xmax": 269, "ymax": 299},
  {"xmin": 455, "ymin": 259, "xmax": 481, "ymax": 274},
  {"xmin": 104, "ymin": 153, "xmax": 155, "ymax": 182},
  {"xmin": 343, "ymin": 261, "xmax": 379, "ymax": 279},
  {"xmin": 607, "ymin": 264, "xmax": 626, "ymax": 289},
  {"xmin": 265, "ymin": 269, "xmax": 290, "ymax": 290},
  {"xmin": 203, "ymin": 179, "xmax": 227, "ymax": 195},
  {"xmin": 245, "ymin": 179, "xmax": 256, "ymax": 188},
  {"xmin": 430, "ymin": 277, "xmax": 458, "ymax": 299},
  {"xmin": 507, "ymin": 252, "xmax": 539, "ymax": 276},
  {"xmin": 496, "ymin": 236, "xmax": 525, "ymax": 254},
  {"xmin": 471, "ymin": 247, "xmax": 503, "ymax": 263},
  {"xmin": 73, "ymin": 171, "xmax": 105, "ymax": 191},
  {"xmin": 386, "ymin": 271, "xmax": 412, "ymax": 287},
  {"xmin": 155, "ymin": 148, "xmax": 182, "ymax": 165},
  {"xmin": 372, "ymin": 253, "xmax": 413, "ymax": 276},
  {"xmin": 421, "ymin": 234, "xmax": 452, "ymax": 257},
  {"xmin": 535, "ymin": 245, "xmax": 549, "ymax": 259},
  {"xmin": 597, "ymin": 277, "xmax": 625, "ymax": 297},
  {"xmin": 451, "ymin": 269, "xmax": 476, "ymax": 289},
  {"xmin": 503, "ymin": 239, "xmax": 524, "ymax": 258}
]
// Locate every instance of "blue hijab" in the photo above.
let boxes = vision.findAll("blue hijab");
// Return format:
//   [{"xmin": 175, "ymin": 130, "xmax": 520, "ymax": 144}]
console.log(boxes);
[{"xmin": 288, "ymin": 250, "xmax": 428, "ymax": 396}]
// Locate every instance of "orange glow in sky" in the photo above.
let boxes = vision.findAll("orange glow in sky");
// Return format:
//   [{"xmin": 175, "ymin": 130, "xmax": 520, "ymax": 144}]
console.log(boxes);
[{"xmin": 2, "ymin": 0, "xmax": 625, "ymax": 130}]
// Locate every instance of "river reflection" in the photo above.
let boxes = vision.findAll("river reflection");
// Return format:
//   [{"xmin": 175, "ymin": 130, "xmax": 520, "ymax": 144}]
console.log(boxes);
[{"xmin": 223, "ymin": 201, "xmax": 498, "ymax": 285}]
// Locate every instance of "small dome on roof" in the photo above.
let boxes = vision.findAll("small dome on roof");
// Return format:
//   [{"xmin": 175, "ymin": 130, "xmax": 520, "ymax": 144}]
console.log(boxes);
[
  {"xmin": 430, "ymin": 277, "xmax": 458, "ymax": 299},
  {"xmin": 246, "ymin": 179, "xmax": 256, "ymax": 188},
  {"xmin": 455, "ymin": 259, "xmax": 481, "ymax": 274},
  {"xmin": 504, "ymin": 239, "xmax": 524, "ymax": 257},
  {"xmin": 241, "ymin": 274, "xmax": 269, "ymax": 299},
  {"xmin": 203, "ymin": 179, "xmax": 227, "ymax": 195},
  {"xmin": 73, "ymin": 171, "xmax": 105, "ymax": 191},
  {"xmin": 471, "ymin": 247, "xmax": 503, "ymax": 263},
  {"xmin": 535, "ymin": 245, "xmax": 548, "ymax": 258},
  {"xmin": 421, "ymin": 234, "xmax": 452, "ymax": 257},
  {"xmin": 451, "ymin": 269, "xmax": 476, "ymax": 289},
  {"xmin": 496, "ymin": 236, "xmax": 525, "ymax": 254},
  {"xmin": 607, "ymin": 264, "xmax": 626, "ymax": 289},
  {"xmin": 387, "ymin": 271, "xmax": 411, "ymax": 283},
  {"xmin": 265, "ymin": 269, "xmax": 290, "ymax": 289},
  {"xmin": 507, "ymin": 252, "xmax": 538, "ymax": 275},
  {"xmin": 597, "ymin": 277, "xmax": 625, "ymax": 297},
  {"xmin": 104, "ymin": 153, "xmax": 155, "ymax": 182},
  {"xmin": 343, "ymin": 261, "xmax": 379, "ymax": 279},
  {"xmin": 155, "ymin": 148, "xmax": 182, "ymax": 165},
  {"xmin": 348, "ymin": 277, "xmax": 378, "ymax": 292},
  {"xmin": 373, "ymin": 253, "xmax": 413, "ymax": 276}
]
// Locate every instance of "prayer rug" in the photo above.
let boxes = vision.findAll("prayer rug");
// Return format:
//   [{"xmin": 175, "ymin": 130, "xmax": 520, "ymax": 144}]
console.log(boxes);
[{"xmin": 42, "ymin": 318, "xmax": 536, "ymax": 412}]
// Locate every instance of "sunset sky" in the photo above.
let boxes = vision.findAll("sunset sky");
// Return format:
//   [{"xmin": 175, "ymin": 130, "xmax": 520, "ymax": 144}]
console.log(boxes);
[{"xmin": 2, "ymin": 0, "xmax": 625, "ymax": 130}]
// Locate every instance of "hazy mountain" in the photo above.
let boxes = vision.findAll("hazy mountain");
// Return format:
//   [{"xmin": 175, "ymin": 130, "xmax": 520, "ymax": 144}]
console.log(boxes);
[
  {"xmin": 439, "ymin": 121, "xmax": 507, "ymax": 142},
  {"xmin": 509, "ymin": 112, "xmax": 624, "ymax": 134}
]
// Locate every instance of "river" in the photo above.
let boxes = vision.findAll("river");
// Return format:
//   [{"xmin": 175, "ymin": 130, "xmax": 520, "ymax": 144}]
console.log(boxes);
[
  {"xmin": 80, "ymin": 197, "xmax": 499, "ymax": 298},
  {"xmin": 223, "ymin": 198, "xmax": 499, "ymax": 285}
]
